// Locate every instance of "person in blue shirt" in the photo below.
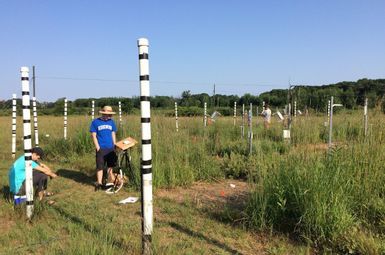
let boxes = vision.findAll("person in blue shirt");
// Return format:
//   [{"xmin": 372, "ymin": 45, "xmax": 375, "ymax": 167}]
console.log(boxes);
[
  {"xmin": 90, "ymin": 105, "xmax": 117, "ymax": 190},
  {"xmin": 8, "ymin": 147, "xmax": 57, "ymax": 202}
]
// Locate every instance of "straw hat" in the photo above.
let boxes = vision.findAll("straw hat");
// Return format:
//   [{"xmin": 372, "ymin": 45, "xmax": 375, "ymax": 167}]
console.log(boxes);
[{"xmin": 99, "ymin": 106, "xmax": 116, "ymax": 115}]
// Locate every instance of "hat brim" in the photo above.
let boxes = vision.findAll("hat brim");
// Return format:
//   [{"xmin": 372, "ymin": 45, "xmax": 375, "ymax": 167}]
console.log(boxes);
[{"xmin": 99, "ymin": 111, "xmax": 116, "ymax": 115}]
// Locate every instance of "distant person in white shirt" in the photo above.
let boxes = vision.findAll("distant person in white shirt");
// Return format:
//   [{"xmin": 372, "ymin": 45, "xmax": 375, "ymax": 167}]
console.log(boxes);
[{"xmin": 261, "ymin": 104, "xmax": 272, "ymax": 129}]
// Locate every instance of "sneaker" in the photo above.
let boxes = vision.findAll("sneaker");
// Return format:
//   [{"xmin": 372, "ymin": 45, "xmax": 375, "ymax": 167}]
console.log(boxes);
[{"xmin": 94, "ymin": 182, "xmax": 103, "ymax": 191}]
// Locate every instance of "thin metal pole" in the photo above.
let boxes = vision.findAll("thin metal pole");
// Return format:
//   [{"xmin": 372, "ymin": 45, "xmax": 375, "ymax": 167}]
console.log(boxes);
[
  {"xmin": 32, "ymin": 97, "xmax": 39, "ymax": 146},
  {"xmin": 32, "ymin": 65, "xmax": 36, "ymax": 97},
  {"xmin": 248, "ymin": 103, "xmax": 253, "ymax": 155},
  {"xmin": 175, "ymin": 102, "xmax": 179, "ymax": 132},
  {"xmin": 241, "ymin": 104, "xmax": 245, "ymax": 138},
  {"xmin": 364, "ymin": 98, "xmax": 368, "ymax": 137},
  {"xmin": 138, "ymin": 38, "xmax": 153, "ymax": 255},
  {"xmin": 11, "ymin": 94, "xmax": 17, "ymax": 159},
  {"xmin": 64, "ymin": 98, "xmax": 67, "ymax": 140},
  {"xmin": 328, "ymin": 96, "xmax": 334, "ymax": 150},
  {"xmin": 21, "ymin": 66, "xmax": 34, "ymax": 219}
]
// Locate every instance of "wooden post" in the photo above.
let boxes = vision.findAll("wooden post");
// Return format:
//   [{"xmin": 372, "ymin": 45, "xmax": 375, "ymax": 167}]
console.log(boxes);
[{"xmin": 138, "ymin": 38, "xmax": 153, "ymax": 255}]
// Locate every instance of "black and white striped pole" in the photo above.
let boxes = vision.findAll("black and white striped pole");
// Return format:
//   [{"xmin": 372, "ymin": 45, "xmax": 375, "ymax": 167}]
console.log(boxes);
[
  {"xmin": 32, "ymin": 97, "xmax": 39, "ymax": 146},
  {"xmin": 364, "ymin": 98, "xmax": 368, "ymax": 137},
  {"xmin": 11, "ymin": 94, "xmax": 17, "ymax": 159},
  {"xmin": 233, "ymin": 101, "xmax": 236, "ymax": 126},
  {"xmin": 91, "ymin": 100, "xmax": 95, "ymax": 120},
  {"xmin": 175, "ymin": 102, "xmax": 179, "ymax": 132},
  {"xmin": 21, "ymin": 67, "xmax": 34, "ymax": 219},
  {"xmin": 138, "ymin": 38, "xmax": 153, "ymax": 255},
  {"xmin": 64, "ymin": 98, "xmax": 67, "ymax": 140},
  {"xmin": 119, "ymin": 101, "xmax": 122, "ymax": 127},
  {"xmin": 204, "ymin": 102, "xmax": 207, "ymax": 127}
]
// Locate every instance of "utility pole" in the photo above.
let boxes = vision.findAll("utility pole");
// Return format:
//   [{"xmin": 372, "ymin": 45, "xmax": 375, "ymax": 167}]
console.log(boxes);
[{"xmin": 32, "ymin": 66, "xmax": 36, "ymax": 97}]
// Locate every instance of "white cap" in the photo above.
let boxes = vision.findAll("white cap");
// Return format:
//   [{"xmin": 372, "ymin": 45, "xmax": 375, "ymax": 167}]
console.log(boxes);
[
  {"xmin": 138, "ymin": 38, "xmax": 149, "ymax": 47},
  {"xmin": 20, "ymin": 66, "xmax": 29, "ymax": 73}
]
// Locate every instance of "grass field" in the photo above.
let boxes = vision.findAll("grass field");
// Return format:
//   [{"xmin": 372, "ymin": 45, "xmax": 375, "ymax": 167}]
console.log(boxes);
[{"xmin": 1, "ymin": 109, "xmax": 384, "ymax": 254}]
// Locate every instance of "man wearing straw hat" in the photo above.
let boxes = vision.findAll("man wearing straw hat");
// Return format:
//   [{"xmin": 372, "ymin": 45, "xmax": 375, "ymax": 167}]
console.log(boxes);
[{"xmin": 90, "ymin": 105, "xmax": 118, "ymax": 191}]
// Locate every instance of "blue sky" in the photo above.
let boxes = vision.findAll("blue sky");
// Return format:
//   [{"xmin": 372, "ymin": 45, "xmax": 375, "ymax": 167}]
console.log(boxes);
[{"xmin": 1, "ymin": 0, "xmax": 384, "ymax": 102}]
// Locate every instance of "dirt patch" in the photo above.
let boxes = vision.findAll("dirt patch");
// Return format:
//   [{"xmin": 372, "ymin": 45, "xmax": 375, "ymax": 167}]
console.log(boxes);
[{"xmin": 156, "ymin": 179, "xmax": 250, "ymax": 210}]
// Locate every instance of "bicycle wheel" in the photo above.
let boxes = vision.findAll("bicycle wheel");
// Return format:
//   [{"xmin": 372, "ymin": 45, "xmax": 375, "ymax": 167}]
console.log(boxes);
[{"xmin": 105, "ymin": 169, "xmax": 125, "ymax": 194}]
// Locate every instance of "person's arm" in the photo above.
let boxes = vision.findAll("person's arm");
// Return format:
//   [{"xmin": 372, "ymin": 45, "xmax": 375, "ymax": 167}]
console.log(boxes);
[
  {"xmin": 112, "ymin": 131, "xmax": 116, "ymax": 146},
  {"xmin": 34, "ymin": 164, "xmax": 57, "ymax": 178},
  {"xmin": 91, "ymin": 132, "xmax": 100, "ymax": 151}
]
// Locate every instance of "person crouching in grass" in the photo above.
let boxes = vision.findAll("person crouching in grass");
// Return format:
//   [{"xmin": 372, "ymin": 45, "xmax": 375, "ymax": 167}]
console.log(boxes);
[{"xmin": 8, "ymin": 147, "xmax": 58, "ymax": 204}]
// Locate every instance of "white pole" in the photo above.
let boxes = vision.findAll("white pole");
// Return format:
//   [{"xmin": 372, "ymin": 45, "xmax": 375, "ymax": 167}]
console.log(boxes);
[
  {"xmin": 364, "ymin": 98, "xmax": 368, "ymax": 137},
  {"xmin": 294, "ymin": 101, "xmax": 297, "ymax": 118},
  {"xmin": 91, "ymin": 100, "xmax": 95, "ymax": 120},
  {"xmin": 12, "ymin": 94, "xmax": 17, "ymax": 159},
  {"xmin": 32, "ymin": 97, "xmax": 39, "ymax": 146},
  {"xmin": 138, "ymin": 37, "xmax": 153, "ymax": 254},
  {"xmin": 233, "ymin": 101, "xmax": 236, "ymax": 126},
  {"xmin": 175, "ymin": 102, "xmax": 179, "ymax": 132},
  {"xmin": 119, "ymin": 101, "xmax": 122, "ymax": 127},
  {"xmin": 204, "ymin": 102, "xmax": 207, "ymax": 127},
  {"xmin": 21, "ymin": 66, "xmax": 34, "ymax": 219},
  {"xmin": 64, "ymin": 98, "xmax": 67, "ymax": 140}
]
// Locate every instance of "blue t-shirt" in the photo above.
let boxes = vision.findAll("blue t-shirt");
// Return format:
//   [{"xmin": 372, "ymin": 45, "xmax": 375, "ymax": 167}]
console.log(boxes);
[
  {"xmin": 8, "ymin": 156, "xmax": 39, "ymax": 194},
  {"xmin": 90, "ymin": 117, "xmax": 117, "ymax": 149}
]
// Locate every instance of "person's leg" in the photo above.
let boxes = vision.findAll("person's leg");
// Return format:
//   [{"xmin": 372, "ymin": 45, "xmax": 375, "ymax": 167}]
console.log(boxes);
[
  {"xmin": 33, "ymin": 170, "xmax": 48, "ymax": 201},
  {"xmin": 95, "ymin": 149, "xmax": 105, "ymax": 187},
  {"xmin": 105, "ymin": 150, "xmax": 118, "ymax": 184}
]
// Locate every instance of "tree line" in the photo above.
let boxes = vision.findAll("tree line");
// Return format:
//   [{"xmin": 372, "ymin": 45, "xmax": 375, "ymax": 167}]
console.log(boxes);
[{"xmin": 1, "ymin": 78, "xmax": 384, "ymax": 116}]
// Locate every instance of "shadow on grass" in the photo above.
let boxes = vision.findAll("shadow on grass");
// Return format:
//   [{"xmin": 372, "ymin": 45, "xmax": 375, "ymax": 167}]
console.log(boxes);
[
  {"xmin": 56, "ymin": 169, "xmax": 94, "ymax": 186},
  {"xmin": 169, "ymin": 221, "xmax": 243, "ymax": 255},
  {"xmin": 1, "ymin": 185, "xmax": 12, "ymax": 202},
  {"xmin": 51, "ymin": 205, "xmax": 133, "ymax": 250}
]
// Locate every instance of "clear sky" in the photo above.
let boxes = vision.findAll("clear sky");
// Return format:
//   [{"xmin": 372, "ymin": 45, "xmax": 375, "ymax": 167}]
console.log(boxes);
[{"xmin": 1, "ymin": 0, "xmax": 384, "ymax": 102}]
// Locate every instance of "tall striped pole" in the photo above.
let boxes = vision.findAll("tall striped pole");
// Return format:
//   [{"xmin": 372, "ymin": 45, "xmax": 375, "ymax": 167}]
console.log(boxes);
[
  {"xmin": 175, "ymin": 102, "xmax": 179, "ymax": 132},
  {"xmin": 138, "ymin": 38, "xmax": 153, "ymax": 254},
  {"xmin": 64, "ymin": 98, "xmax": 67, "ymax": 140},
  {"xmin": 21, "ymin": 67, "xmax": 34, "ymax": 219},
  {"xmin": 32, "ymin": 97, "xmax": 39, "ymax": 146},
  {"xmin": 327, "ymin": 100, "xmax": 331, "ymax": 124},
  {"xmin": 204, "ymin": 102, "xmax": 207, "ymax": 127},
  {"xmin": 119, "ymin": 101, "xmax": 122, "ymax": 127},
  {"xmin": 364, "ymin": 98, "xmax": 368, "ymax": 137},
  {"xmin": 91, "ymin": 100, "xmax": 95, "ymax": 120},
  {"xmin": 233, "ymin": 101, "xmax": 236, "ymax": 126},
  {"xmin": 294, "ymin": 101, "xmax": 297, "ymax": 118},
  {"xmin": 11, "ymin": 94, "xmax": 17, "ymax": 159}
]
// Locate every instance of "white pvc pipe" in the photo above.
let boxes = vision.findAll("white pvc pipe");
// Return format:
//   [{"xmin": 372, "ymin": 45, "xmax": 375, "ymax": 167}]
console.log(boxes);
[
  {"xmin": 64, "ymin": 98, "xmax": 67, "ymax": 140},
  {"xmin": 32, "ymin": 97, "xmax": 39, "ymax": 146},
  {"xmin": 12, "ymin": 94, "xmax": 17, "ymax": 159},
  {"xmin": 241, "ymin": 104, "xmax": 245, "ymax": 138},
  {"xmin": 364, "ymin": 98, "xmax": 368, "ymax": 136},
  {"xmin": 138, "ymin": 37, "xmax": 153, "ymax": 254},
  {"xmin": 21, "ymin": 66, "xmax": 34, "ymax": 219}
]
